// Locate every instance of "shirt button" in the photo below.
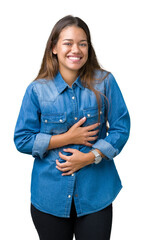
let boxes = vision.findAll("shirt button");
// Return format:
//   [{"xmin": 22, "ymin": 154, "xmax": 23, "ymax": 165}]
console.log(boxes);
[
  {"xmin": 45, "ymin": 120, "xmax": 48, "ymax": 123},
  {"xmin": 100, "ymin": 111, "xmax": 102, "ymax": 114},
  {"xmin": 87, "ymin": 114, "xmax": 91, "ymax": 117},
  {"xmin": 68, "ymin": 195, "xmax": 71, "ymax": 198},
  {"xmin": 72, "ymin": 96, "xmax": 75, "ymax": 99},
  {"xmin": 71, "ymin": 173, "xmax": 74, "ymax": 176},
  {"xmin": 59, "ymin": 119, "xmax": 63, "ymax": 123},
  {"xmin": 74, "ymin": 117, "xmax": 77, "ymax": 120}
]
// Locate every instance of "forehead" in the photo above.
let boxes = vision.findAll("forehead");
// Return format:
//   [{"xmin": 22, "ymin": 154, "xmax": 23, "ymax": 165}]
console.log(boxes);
[{"xmin": 59, "ymin": 26, "xmax": 87, "ymax": 41}]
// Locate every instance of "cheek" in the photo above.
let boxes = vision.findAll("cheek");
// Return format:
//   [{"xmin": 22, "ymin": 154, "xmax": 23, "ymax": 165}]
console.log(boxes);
[
  {"xmin": 83, "ymin": 50, "xmax": 88, "ymax": 62},
  {"xmin": 58, "ymin": 48, "xmax": 69, "ymax": 59}
]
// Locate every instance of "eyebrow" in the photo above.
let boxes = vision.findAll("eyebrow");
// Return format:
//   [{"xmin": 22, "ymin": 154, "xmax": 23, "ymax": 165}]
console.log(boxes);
[{"xmin": 63, "ymin": 39, "xmax": 87, "ymax": 42}]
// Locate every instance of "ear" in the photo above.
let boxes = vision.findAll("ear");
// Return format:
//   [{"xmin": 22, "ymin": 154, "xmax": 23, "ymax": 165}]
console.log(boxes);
[{"xmin": 52, "ymin": 45, "xmax": 57, "ymax": 55}]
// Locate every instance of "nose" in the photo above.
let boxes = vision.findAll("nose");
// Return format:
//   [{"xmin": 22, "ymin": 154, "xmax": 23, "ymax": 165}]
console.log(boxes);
[{"xmin": 71, "ymin": 44, "xmax": 80, "ymax": 53}]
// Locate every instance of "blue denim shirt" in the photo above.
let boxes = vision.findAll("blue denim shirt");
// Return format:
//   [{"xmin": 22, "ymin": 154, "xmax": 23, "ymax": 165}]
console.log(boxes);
[{"xmin": 14, "ymin": 71, "xmax": 130, "ymax": 218}]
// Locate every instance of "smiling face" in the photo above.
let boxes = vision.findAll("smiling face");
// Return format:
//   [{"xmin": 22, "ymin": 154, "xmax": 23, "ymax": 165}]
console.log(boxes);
[{"xmin": 52, "ymin": 26, "xmax": 88, "ymax": 77}]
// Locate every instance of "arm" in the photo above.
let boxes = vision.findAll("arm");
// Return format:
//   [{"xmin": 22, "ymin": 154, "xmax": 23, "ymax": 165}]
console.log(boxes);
[
  {"xmin": 48, "ymin": 119, "xmax": 100, "ymax": 150},
  {"xmin": 14, "ymin": 83, "xmax": 52, "ymax": 159},
  {"xmin": 56, "ymin": 148, "xmax": 105, "ymax": 176},
  {"xmin": 92, "ymin": 73, "xmax": 130, "ymax": 160}
]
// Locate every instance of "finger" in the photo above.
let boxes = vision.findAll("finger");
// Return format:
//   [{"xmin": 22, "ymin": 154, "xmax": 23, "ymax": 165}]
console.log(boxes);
[
  {"xmin": 85, "ymin": 122, "xmax": 100, "ymax": 131},
  {"xmin": 63, "ymin": 148, "xmax": 76, "ymax": 153},
  {"xmin": 56, "ymin": 165, "xmax": 71, "ymax": 172},
  {"xmin": 56, "ymin": 159, "xmax": 70, "ymax": 168},
  {"xmin": 86, "ymin": 130, "xmax": 99, "ymax": 137},
  {"xmin": 73, "ymin": 117, "xmax": 86, "ymax": 128},
  {"xmin": 83, "ymin": 137, "xmax": 98, "ymax": 146},
  {"xmin": 59, "ymin": 151, "xmax": 70, "ymax": 161},
  {"xmin": 87, "ymin": 136, "xmax": 98, "ymax": 141},
  {"xmin": 83, "ymin": 136, "xmax": 98, "ymax": 147},
  {"xmin": 84, "ymin": 142, "xmax": 93, "ymax": 147},
  {"xmin": 62, "ymin": 170, "xmax": 74, "ymax": 176}
]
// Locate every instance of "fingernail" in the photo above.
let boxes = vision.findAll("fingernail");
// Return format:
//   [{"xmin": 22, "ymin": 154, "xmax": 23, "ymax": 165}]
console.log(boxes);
[{"xmin": 83, "ymin": 117, "xmax": 86, "ymax": 120}]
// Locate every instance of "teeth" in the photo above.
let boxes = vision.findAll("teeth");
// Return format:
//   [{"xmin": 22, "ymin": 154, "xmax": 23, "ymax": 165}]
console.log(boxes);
[{"xmin": 68, "ymin": 57, "xmax": 81, "ymax": 60}]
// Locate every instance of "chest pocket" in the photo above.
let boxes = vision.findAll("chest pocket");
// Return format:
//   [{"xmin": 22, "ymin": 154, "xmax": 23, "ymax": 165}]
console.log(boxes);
[
  {"xmin": 82, "ymin": 107, "xmax": 106, "ymax": 140},
  {"xmin": 41, "ymin": 112, "xmax": 67, "ymax": 134},
  {"xmin": 82, "ymin": 107, "xmax": 105, "ymax": 126}
]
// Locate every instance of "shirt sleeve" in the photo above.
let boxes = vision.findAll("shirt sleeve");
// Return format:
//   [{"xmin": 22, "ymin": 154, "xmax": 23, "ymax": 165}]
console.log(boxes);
[
  {"xmin": 14, "ymin": 83, "xmax": 52, "ymax": 159},
  {"xmin": 92, "ymin": 73, "xmax": 130, "ymax": 160}
]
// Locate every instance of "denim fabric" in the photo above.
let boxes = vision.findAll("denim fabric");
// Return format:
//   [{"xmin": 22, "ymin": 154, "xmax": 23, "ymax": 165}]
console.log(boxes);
[{"xmin": 14, "ymin": 71, "xmax": 130, "ymax": 218}]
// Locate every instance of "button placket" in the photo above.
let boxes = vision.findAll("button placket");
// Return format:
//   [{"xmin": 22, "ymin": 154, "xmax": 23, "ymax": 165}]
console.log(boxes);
[
  {"xmin": 64, "ymin": 155, "xmax": 76, "ymax": 216},
  {"xmin": 70, "ymin": 90, "xmax": 78, "ymax": 122}
]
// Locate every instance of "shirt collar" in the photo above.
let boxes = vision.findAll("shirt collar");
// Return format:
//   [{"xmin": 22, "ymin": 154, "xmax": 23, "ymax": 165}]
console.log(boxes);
[{"xmin": 54, "ymin": 72, "xmax": 84, "ymax": 94}]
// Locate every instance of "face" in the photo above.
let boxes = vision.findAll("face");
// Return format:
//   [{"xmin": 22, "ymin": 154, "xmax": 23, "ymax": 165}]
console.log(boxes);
[{"xmin": 52, "ymin": 26, "xmax": 88, "ymax": 75}]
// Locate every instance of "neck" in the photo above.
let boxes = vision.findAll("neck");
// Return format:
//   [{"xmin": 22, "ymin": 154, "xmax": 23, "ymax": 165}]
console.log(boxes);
[{"xmin": 59, "ymin": 68, "xmax": 78, "ymax": 87}]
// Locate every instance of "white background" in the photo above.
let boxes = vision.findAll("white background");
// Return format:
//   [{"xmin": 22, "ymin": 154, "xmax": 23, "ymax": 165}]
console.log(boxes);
[{"xmin": 0, "ymin": 0, "xmax": 143, "ymax": 239}]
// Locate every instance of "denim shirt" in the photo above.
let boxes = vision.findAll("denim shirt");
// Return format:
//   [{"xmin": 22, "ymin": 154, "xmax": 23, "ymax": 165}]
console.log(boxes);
[{"xmin": 14, "ymin": 71, "xmax": 130, "ymax": 218}]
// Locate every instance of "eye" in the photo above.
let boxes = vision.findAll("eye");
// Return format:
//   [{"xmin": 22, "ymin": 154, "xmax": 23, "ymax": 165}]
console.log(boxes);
[
  {"xmin": 79, "ymin": 43, "xmax": 88, "ymax": 47},
  {"xmin": 63, "ymin": 42, "xmax": 72, "ymax": 46}
]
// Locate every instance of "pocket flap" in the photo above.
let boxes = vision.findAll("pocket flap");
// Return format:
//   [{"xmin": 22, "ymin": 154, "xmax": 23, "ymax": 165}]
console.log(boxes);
[
  {"xmin": 83, "ymin": 107, "xmax": 105, "ymax": 123},
  {"xmin": 41, "ymin": 112, "xmax": 66, "ymax": 124}
]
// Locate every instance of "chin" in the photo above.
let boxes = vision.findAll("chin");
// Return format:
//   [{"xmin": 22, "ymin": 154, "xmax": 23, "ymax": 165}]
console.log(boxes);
[{"xmin": 67, "ymin": 64, "xmax": 85, "ymax": 72}]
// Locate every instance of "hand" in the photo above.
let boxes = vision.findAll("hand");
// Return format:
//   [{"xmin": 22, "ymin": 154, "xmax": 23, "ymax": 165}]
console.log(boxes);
[
  {"xmin": 56, "ymin": 148, "xmax": 92, "ymax": 176},
  {"xmin": 66, "ymin": 117, "xmax": 100, "ymax": 147}
]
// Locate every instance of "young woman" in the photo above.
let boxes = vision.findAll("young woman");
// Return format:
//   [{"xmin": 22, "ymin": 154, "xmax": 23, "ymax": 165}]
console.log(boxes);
[{"xmin": 14, "ymin": 15, "xmax": 130, "ymax": 240}]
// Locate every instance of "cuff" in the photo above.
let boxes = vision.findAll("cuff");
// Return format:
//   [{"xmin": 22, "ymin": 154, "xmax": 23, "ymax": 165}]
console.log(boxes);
[
  {"xmin": 92, "ymin": 139, "xmax": 119, "ymax": 160},
  {"xmin": 32, "ymin": 133, "xmax": 52, "ymax": 159}
]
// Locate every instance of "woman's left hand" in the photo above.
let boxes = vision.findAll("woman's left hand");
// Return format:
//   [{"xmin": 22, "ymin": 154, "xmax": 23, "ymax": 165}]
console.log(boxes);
[{"xmin": 56, "ymin": 148, "xmax": 91, "ymax": 176}]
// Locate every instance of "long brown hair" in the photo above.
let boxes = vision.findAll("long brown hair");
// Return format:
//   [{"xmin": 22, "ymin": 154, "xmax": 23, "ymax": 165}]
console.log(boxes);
[{"xmin": 34, "ymin": 15, "xmax": 109, "ymax": 121}]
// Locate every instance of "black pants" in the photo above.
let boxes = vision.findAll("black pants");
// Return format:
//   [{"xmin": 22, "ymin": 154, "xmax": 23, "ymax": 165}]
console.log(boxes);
[{"xmin": 31, "ymin": 199, "xmax": 112, "ymax": 240}]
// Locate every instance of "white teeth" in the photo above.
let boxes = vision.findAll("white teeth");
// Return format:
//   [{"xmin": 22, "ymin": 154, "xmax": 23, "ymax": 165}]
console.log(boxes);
[{"xmin": 68, "ymin": 57, "xmax": 81, "ymax": 60}]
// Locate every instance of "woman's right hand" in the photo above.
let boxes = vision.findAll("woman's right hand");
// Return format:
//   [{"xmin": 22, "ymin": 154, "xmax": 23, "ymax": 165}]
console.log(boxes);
[{"xmin": 66, "ymin": 117, "xmax": 100, "ymax": 147}]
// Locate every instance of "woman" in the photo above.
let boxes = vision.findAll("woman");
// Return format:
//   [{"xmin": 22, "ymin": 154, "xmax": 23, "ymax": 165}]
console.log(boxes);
[{"xmin": 14, "ymin": 15, "xmax": 130, "ymax": 240}]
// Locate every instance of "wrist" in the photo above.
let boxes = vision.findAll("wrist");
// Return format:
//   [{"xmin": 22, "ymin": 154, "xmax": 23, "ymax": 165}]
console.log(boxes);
[
  {"xmin": 84, "ymin": 152, "xmax": 95, "ymax": 165},
  {"xmin": 91, "ymin": 149, "xmax": 102, "ymax": 164},
  {"xmin": 64, "ymin": 131, "xmax": 72, "ymax": 145}
]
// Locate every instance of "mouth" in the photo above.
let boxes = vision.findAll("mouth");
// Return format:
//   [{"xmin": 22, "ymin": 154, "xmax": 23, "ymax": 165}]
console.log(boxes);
[{"xmin": 67, "ymin": 55, "xmax": 82, "ymax": 62}]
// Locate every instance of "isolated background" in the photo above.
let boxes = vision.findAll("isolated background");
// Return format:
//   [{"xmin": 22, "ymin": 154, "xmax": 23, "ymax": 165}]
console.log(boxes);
[{"xmin": 1, "ymin": 0, "xmax": 143, "ymax": 239}]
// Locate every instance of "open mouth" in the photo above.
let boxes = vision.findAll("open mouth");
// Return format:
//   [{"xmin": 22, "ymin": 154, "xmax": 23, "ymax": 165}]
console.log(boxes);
[{"xmin": 67, "ymin": 56, "xmax": 82, "ymax": 62}]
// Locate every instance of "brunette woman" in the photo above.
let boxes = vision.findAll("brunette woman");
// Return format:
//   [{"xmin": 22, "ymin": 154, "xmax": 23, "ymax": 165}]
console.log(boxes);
[{"xmin": 14, "ymin": 15, "xmax": 130, "ymax": 240}]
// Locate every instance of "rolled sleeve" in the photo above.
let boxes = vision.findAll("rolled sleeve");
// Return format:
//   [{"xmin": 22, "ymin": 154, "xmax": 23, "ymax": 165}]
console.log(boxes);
[
  {"xmin": 32, "ymin": 133, "xmax": 52, "ymax": 159},
  {"xmin": 92, "ymin": 139, "xmax": 119, "ymax": 160}
]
